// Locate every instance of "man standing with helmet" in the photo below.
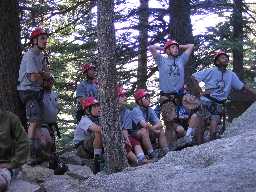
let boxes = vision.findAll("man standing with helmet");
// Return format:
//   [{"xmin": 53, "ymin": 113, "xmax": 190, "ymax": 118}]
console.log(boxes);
[
  {"xmin": 17, "ymin": 27, "xmax": 51, "ymax": 164},
  {"xmin": 190, "ymin": 50, "xmax": 256, "ymax": 143},
  {"xmin": 75, "ymin": 63, "xmax": 98, "ymax": 123},
  {"xmin": 73, "ymin": 96, "xmax": 103, "ymax": 173},
  {"xmin": 149, "ymin": 40, "xmax": 194, "ymax": 147}
]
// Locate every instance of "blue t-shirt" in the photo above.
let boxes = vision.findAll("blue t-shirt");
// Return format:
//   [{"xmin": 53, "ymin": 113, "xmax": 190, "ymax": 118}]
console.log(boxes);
[
  {"xmin": 130, "ymin": 105, "xmax": 160, "ymax": 131},
  {"xmin": 17, "ymin": 48, "xmax": 47, "ymax": 91},
  {"xmin": 192, "ymin": 67, "xmax": 244, "ymax": 101},
  {"xmin": 120, "ymin": 107, "xmax": 132, "ymax": 130},
  {"xmin": 75, "ymin": 80, "xmax": 98, "ymax": 99},
  {"xmin": 154, "ymin": 52, "xmax": 189, "ymax": 93}
]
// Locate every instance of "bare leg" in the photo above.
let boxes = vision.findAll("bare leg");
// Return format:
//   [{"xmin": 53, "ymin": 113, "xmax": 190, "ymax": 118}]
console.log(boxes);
[
  {"xmin": 127, "ymin": 151, "xmax": 138, "ymax": 164},
  {"xmin": 209, "ymin": 119, "xmax": 219, "ymax": 140},
  {"xmin": 188, "ymin": 113, "xmax": 204, "ymax": 144},
  {"xmin": 176, "ymin": 125, "xmax": 185, "ymax": 138},
  {"xmin": 136, "ymin": 128, "xmax": 154, "ymax": 153},
  {"xmin": 165, "ymin": 121, "xmax": 177, "ymax": 146},
  {"xmin": 93, "ymin": 132, "xmax": 103, "ymax": 149},
  {"xmin": 159, "ymin": 129, "xmax": 168, "ymax": 150}
]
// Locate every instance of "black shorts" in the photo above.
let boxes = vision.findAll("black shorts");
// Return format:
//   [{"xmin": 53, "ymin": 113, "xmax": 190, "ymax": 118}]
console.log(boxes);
[{"xmin": 19, "ymin": 90, "xmax": 43, "ymax": 122}]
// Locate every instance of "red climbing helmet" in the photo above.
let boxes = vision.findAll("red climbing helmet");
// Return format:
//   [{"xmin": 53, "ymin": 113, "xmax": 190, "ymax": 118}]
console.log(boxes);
[
  {"xmin": 134, "ymin": 89, "xmax": 150, "ymax": 101},
  {"xmin": 80, "ymin": 96, "xmax": 99, "ymax": 110},
  {"xmin": 30, "ymin": 27, "xmax": 48, "ymax": 39},
  {"xmin": 81, "ymin": 63, "xmax": 96, "ymax": 74},
  {"xmin": 214, "ymin": 51, "xmax": 229, "ymax": 64},
  {"xmin": 164, "ymin": 40, "xmax": 179, "ymax": 52},
  {"xmin": 117, "ymin": 86, "xmax": 127, "ymax": 97}
]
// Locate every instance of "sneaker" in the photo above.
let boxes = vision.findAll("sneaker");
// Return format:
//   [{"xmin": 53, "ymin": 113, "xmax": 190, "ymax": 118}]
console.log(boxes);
[
  {"xmin": 148, "ymin": 151, "xmax": 159, "ymax": 161},
  {"xmin": 54, "ymin": 162, "xmax": 68, "ymax": 175},
  {"xmin": 49, "ymin": 154, "xmax": 68, "ymax": 175},
  {"xmin": 137, "ymin": 158, "xmax": 152, "ymax": 166}
]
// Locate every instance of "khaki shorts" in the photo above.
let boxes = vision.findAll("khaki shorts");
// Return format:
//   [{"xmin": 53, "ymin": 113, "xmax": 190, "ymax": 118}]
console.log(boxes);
[
  {"xmin": 76, "ymin": 134, "xmax": 95, "ymax": 159},
  {"xmin": 197, "ymin": 99, "xmax": 223, "ymax": 122},
  {"xmin": 19, "ymin": 90, "xmax": 43, "ymax": 122},
  {"xmin": 0, "ymin": 168, "xmax": 11, "ymax": 191}
]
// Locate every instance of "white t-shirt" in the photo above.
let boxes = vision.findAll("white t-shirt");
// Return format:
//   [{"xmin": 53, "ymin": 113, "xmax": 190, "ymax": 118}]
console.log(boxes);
[{"xmin": 73, "ymin": 116, "xmax": 94, "ymax": 145}]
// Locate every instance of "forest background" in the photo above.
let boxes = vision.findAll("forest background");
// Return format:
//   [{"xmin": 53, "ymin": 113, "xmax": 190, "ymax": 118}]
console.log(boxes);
[{"xmin": 0, "ymin": 0, "xmax": 256, "ymax": 153}]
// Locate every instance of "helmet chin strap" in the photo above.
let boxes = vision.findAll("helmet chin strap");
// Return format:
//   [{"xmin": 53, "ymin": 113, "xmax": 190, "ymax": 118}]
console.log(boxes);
[
  {"xmin": 87, "ymin": 75, "xmax": 95, "ymax": 81},
  {"xmin": 33, "ymin": 38, "xmax": 45, "ymax": 50},
  {"xmin": 215, "ymin": 64, "xmax": 227, "ymax": 72}
]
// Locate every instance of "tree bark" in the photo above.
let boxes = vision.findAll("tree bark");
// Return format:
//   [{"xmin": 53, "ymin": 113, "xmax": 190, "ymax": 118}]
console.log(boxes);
[
  {"xmin": 137, "ymin": 0, "xmax": 149, "ymax": 89},
  {"xmin": 0, "ymin": 1, "xmax": 23, "ymax": 118},
  {"xmin": 168, "ymin": 0, "xmax": 195, "ymax": 82},
  {"xmin": 232, "ymin": 0, "xmax": 244, "ymax": 80},
  {"xmin": 97, "ymin": 0, "xmax": 128, "ymax": 173}
]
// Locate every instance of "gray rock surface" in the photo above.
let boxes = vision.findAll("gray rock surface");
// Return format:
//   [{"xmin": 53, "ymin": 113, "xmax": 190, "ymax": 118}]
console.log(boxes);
[
  {"xmin": 7, "ymin": 179, "xmax": 41, "ymax": 192},
  {"xmin": 80, "ymin": 102, "xmax": 256, "ymax": 192},
  {"xmin": 43, "ymin": 175, "xmax": 80, "ymax": 192},
  {"xmin": 66, "ymin": 164, "xmax": 93, "ymax": 180}
]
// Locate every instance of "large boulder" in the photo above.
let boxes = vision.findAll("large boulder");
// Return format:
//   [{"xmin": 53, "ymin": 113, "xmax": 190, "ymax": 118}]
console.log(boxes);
[
  {"xmin": 8, "ymin": 180, "xmax": 41, "ymax": 192},
  {"xmin": 79, "ymin": 102, "xmax": 256, "ymax": 192},
  {"xmin": 66, "ymin": 164, "xmax": 93, "ymax": 180},
  {"xmin": 43, "ymin": 175, "xmax": 80, "ymax": 192}
]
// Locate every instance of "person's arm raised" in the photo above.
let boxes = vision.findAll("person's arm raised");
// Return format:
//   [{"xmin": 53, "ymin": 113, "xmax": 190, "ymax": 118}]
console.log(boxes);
[
  {"xmin": 148, "ymin": 45, "xmax": 164, "ymax": 58},
  {"xmin": 179, "ymin": 44, "xmax": 194, "ymax": 56}
]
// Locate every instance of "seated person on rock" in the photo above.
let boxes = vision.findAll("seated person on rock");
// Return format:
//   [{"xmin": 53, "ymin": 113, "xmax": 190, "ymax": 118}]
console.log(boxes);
[
  {"xmin": 130, "ymin": 89, "xmax": 169, "ymax": 158},
  {"xmin": 117, "ymin": 86, "xmax": 149, "ymax": 166},
  {"xmin": 175, "ymin": 85, "xmax": 201, "ymax": 144},
  {"xmin": 73, "ymin": 96, "xmax": 103, "ymax": 160},
  {"xmin": 0, "ymin": 109, "xmax": 29, "ymax": 191},
  {"xmin": 188, "ymin": 50, "xmax": 256, "ymax": 144}
]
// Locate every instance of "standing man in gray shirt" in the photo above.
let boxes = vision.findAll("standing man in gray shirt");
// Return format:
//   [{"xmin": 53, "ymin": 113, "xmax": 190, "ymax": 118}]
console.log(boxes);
[
  {"xmin": 17, "ymin": 27, "xmax": 51, "ymax": 164},
  {"xmin": 149, "ymin": 40, "xmax": 194, "ymax": 147}
]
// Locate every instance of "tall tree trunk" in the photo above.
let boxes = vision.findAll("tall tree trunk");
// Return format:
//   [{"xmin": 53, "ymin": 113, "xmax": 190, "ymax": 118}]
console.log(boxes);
[
  {"xmin": 0, "ymin": 1, "xmax": 23, "ymax": 117},
  {"xmin": 232, "ymin": 0, "xmax": 244, "ymax": 80},
  {"xmin": 97, "ymin": 0, "xmax": 128, "ymax": 173},
  {"xmin": 168, "ymin": 0, "xmax": 194, "ymax": 82},
  {"xmin": 137, "ymin": 0, "xmax": 149, "ymax": 89}
]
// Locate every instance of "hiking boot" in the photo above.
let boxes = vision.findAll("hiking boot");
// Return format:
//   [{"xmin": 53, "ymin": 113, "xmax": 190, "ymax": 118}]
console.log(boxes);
[
  {"xmin": 158, "ymin": 149, "xmax": 169, "ymax": 158},
  {"xmin": 148, "ymin": 151, "xmax": 159, "ymax": 161},
  {"xmin": 49, "ymin": 154, "xmax": 68, "ymax": 175},
  {"xmin": 93, "ymin": 155, "xmax": 104, "ymax": 174},
  {"xmin": 53, "ymin": 162, "xmax": 68, "ymax": 175},
  {"xmin": 137, "ymin": 158, "xmax": 152, "ymax": 166}
]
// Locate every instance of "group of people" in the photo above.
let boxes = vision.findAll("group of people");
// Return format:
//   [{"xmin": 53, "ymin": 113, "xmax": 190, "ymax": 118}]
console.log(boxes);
[
  {"xmin": 0, "ymin": 26, "xmax": 255, "ymax": 190},
  {"xmin": 72, "ymin": 38, "xmax": 256, "ymax": 173}
]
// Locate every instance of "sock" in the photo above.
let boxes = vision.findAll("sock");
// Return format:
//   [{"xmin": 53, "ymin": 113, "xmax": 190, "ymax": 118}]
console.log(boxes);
[
  {"xmin": 186, "ymin": 127, "xmax": 194, "ymax": 137},
  {"xmin": 136, "ymin": 153, "xmax": 145, "ymax": 161},
  {"xmin": 94, "ymin": 148, "xmax": 102, "ymax": 156}
]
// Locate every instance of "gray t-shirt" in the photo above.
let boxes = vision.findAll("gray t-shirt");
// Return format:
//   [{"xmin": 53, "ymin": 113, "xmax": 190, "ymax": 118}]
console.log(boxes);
[
  {"xmin": 130, "ymin": 105, "xmax": 160, "ymax": 131},
  {"xmin": 192, "ymin": 67, "xmax": 244, "ymax": 101},
  {"xmin": 42, "ymin": 90, "xmax": 59, "ymax": 124},
  {"xmin": 75, "ymin": 80, "xmax": 98, "ymax": 99},
  {"xmin": 73, "ymin": 116, "xmax": 94, "ymax": 145},
  {"xmin": 17, "ymin": 48, "xmax": 47, "ymax": 91},
  {"xmin": 154, "ymin": 52, "xmax": 189, "ymax": 93}
]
